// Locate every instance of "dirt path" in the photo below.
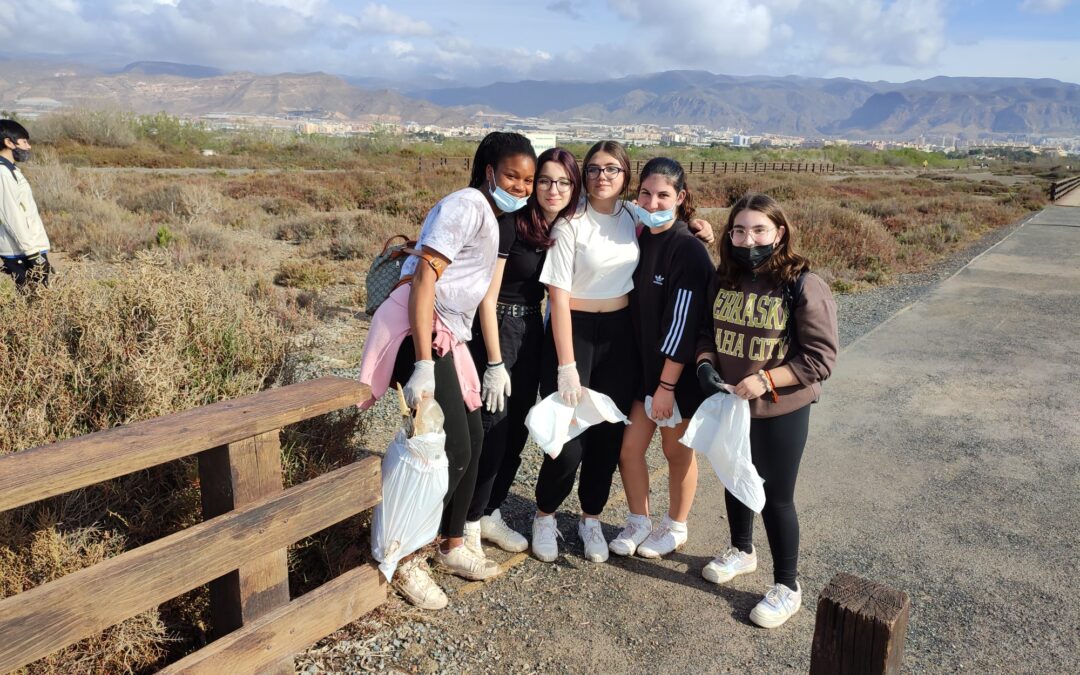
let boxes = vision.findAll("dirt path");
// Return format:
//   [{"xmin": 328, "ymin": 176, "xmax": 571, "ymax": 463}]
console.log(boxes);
[{"xmin": 300, "ymin": 207, "xmax": 1080, "ymax": 673}]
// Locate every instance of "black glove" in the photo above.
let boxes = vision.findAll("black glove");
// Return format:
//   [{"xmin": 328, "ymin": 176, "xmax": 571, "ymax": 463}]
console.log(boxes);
[{"xmin": 696, "ymin": 361, "xmax": 726, "ymax": 395}]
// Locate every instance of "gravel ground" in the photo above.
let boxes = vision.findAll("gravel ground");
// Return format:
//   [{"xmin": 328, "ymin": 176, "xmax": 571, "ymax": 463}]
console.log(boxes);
[{"xmin": 295, "ymin": 210, "xmax": 1066, "ymax": 674}]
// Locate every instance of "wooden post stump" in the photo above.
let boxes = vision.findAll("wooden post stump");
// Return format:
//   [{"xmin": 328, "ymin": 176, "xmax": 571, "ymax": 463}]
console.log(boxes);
[{"xmin": 810, "ymin": 573, "xmax": 911, "ymax": 675}]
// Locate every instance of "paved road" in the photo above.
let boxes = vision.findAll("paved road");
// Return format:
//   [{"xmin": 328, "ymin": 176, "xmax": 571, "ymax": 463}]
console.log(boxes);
[{"xmin": 346, "ymin": 206, "xmax": 1079, "ymax": 673}]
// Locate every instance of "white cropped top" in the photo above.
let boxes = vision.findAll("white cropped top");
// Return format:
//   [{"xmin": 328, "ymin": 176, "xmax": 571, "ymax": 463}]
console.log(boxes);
[{"xmin": 539, "ymin": 199, "xmax": 639, "ymax": 300}]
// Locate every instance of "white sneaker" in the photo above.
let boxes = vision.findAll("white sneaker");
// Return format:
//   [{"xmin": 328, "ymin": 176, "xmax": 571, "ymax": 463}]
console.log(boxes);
[
  {"xmin": 608, "ymin": 515, "xmax": 652, "ymax": 556},
  {"xmin": 463, "ymin": 520, "xmax": 484, "ymax": 557},
  {"xmin": 437, "ymin": 544, "xmax": 500, "ymax": 581},
  {"xmin": 532, "ymin": 514, "xmax": 562, "ymax": 562},
  {"xmin": 750, "ymin": 582, "xmax": 802, "ymax": 628},
  {"xmin": 636, "ymin": 515, "xmax": 688, "ymax": 559},
  {"xmin": 702, "ymin": 546, "xmax": 758, "ymax": 584},
  {"xmin": 577, "ymin": 517, "xmax": 609, "ymax": 563},
  {"xmin": 479, "ymin": 509, "xmax": 528, "ymax": 553},
  {"xmin": 393, "ymin": 559, "xmax": 447, "ymax": 610}
]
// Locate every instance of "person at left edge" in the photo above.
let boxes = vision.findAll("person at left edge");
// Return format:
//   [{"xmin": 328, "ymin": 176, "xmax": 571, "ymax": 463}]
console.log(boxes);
[
  {"xmin": 0, "ymin": 119, "xmax": 51, "ymax": 289},
  {"xmin": 357, "ymin": 132, "xmax": 537, "ymax": 610}
]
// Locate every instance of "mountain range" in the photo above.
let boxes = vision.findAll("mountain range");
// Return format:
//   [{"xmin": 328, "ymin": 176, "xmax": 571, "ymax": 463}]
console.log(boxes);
[{"xmin": 2, "ymin": 59, "xmax": 1078, "ymax": 139}]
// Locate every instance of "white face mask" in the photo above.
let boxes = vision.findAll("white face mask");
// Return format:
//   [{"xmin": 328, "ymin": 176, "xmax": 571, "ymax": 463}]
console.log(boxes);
[
  {"xmin": 488, "ymin": 170, "xmax": 528, "ymax": 213},
  {"xmin": 632, "ymin": 202, "xmax": 675, "ymax": 228}
]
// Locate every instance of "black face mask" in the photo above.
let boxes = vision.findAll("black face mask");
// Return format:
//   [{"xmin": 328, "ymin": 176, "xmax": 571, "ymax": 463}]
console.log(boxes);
[
  {"xmin": 731, "ymin": 243, "xmax": 775, "ymax": 270},
  {"xmin": 12, "ymin": 148, "xmax": 30, "ymax": 163}
]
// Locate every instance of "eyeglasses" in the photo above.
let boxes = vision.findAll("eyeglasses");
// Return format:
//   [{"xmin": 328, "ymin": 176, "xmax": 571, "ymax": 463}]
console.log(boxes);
[
  {"xmin": 729, "ymin": 226, "xmax": 779, "ymax": 244},
  {"xmin": 537, "ymin": 177, "xmax": 573, "ymax": 193},
  {"xmin": 584, "ymin": 165, "xmax": 625, "ymax": 179}
]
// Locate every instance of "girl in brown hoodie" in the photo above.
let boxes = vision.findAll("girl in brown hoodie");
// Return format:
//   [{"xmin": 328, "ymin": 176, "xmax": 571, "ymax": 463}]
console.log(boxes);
[{"xmin": 695, "ymin": 193, "xmax": 839, "ymax": 628}]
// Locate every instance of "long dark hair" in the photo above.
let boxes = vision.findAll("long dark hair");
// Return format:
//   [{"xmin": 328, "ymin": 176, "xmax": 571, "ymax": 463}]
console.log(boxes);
[
  {"xmin": 468, "ymin": 131, "xmax": 536, "ymax": 190},
  {"xmin": 583, "ymin": 140, "xmax": 632, "ymax": 203},
  {"xmin": 516, "ymin": 147, "xmax": 582, "ymax": 248},
  {"xmin": 637, "ymin": 157, "xmax": 696, "ymax": 222},
  {"xmin": 716, "ymin": 193, "xmax": 810, "ymax": 289}
]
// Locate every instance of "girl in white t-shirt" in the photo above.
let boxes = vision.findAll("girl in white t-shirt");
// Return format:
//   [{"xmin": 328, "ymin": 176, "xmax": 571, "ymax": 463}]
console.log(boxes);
[
  {"xmin": 359, "ymin": 132, "xmax": 537, "ymax": 609},
  {"xmin": 531, "ymin": 141, "xmax": 715, "ymax": 563}
]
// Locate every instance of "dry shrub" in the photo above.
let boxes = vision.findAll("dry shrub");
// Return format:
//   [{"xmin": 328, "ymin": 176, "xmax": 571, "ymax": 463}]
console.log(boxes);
[
  {"xmin": 0, "ymin": 252, "xmax": 286, "ymax": 450},
  {"xmin": 275, "ymin": 258, "xmax": 358, "ymax": 291},
  {"xmin": 121, "ymin": 182, "xmax": 224, "ymax": 224},
  {"xmin": 0, "ymin": 253, "xmax": 287, "ymax": 672},
  {"xmin": 789, "ymin": 200, "xmax": 898, "ymax": 289},
  {"xmin": 30, "ymin": 110, "xmax": 138, "ymax": 148}
]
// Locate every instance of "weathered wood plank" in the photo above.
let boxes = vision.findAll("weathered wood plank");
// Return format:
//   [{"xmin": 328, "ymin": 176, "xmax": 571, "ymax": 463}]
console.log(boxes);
[
  {"xmin": 810, "ymin": 572, "xmax": 911, "ymax": 675},
  {"xmin": 0, "ymin": 376, "xmax": 365, "ymax": 512},
  {"xmin": 160, "ymin": 564, "xmax": 386, "ymax": 674},
  {"xmin": 0, "ymin": 456, "xmax": 380, "ymax": 674},
  {"xmin": 199, "ymin": 430, "xmax": 290, "ymax": 644}
]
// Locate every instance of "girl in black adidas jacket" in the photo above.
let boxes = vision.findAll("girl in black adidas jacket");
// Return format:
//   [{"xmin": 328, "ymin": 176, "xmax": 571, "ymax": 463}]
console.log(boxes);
[{"xmin": 609, "ymin": 158, "xmax": 714, "ymax": 560}]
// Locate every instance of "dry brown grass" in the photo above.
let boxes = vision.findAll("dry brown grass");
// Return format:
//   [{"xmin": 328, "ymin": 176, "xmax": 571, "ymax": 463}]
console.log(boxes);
[{"xmin": 0, "ymin": 253, "xmax": 288, "ymax": 673}]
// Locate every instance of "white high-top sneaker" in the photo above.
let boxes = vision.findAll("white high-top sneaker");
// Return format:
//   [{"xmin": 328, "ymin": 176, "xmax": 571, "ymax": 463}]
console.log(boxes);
[{"xmin": 479, "ymin": 509, "xmax": 528, "ymax": 552}]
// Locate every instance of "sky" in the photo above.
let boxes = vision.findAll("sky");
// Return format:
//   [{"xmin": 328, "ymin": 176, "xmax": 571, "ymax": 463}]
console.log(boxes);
[{"xmin": 0, "ymin": 0, "xmax": 1077, "ymax": 87}]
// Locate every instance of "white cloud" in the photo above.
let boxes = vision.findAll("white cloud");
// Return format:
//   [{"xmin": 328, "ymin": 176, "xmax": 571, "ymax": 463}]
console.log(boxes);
[
  {"xmin": 346, "ymin": 3, "xmax": 433, "ymax": 36},
  {"xmin": 1019, "ymin": 0, "xmax": 1071, "ymax": 11},
  {"xmin": 606, "ymin": 0, "xmax": 780, "ymax": 66}
]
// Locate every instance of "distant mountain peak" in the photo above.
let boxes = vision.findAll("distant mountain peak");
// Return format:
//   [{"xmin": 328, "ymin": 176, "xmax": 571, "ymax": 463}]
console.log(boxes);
[{"xmin": 118, "ymin": 61, "xmax": 224, "ymax": 79}]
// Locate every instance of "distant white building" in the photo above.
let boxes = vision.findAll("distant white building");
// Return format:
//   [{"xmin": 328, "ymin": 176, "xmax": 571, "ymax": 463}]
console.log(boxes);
[{"xmin": 525, "ymin": 132, "xmax": 557, "ymax": 154}]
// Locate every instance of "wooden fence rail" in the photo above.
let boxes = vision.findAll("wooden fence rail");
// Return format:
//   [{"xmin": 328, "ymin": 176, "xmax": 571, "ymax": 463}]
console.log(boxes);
[
  {"xmin": 416, "ymin": 156, "xmax": 835, "ymax": 175},
  {"xmin": 0, "ymin": 376, "xmax": 383, "ymax": 674},
  {"xmin": 1049, "ymin": 175, "xmax": 1080, "ymax": 201}
]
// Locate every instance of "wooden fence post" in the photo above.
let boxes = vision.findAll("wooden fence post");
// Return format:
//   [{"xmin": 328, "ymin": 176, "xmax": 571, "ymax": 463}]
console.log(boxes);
[
  {"xmin": 810, "ymin": 573, "xmax": 911, "ymax": 675},
  {"xmin": 199, "ymin": 430, "xmax": 292, "ymax": 674}
]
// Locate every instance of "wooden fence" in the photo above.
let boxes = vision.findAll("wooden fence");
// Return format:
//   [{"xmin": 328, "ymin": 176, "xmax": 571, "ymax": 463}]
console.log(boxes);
[
  {"xmin": 417, "ymin": 156, "xmax": 834, "ymax": 175},
  {"xmin": 1049, "ymin": 175, "xmax": 1080, "ymax": 201},
  {"xmin": 0, "ymin": 376, "xmax": 383, "ymax": 674}
]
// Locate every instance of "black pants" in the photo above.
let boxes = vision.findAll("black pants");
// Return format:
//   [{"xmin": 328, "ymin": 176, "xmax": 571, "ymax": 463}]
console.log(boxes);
[
  {"xmin": 392, "ymin": 339, "xmax": 483, "ymax": 539},
  {"xmin": 725, "ymin": 404, "xmax": 811, "ymax": 588},
  {"xmin": 467, "ymin": 310, "xmax": 544, "ymax": 521},
  {"xmin": 2, "ymin": 253, "xmax": 51, "ymax": 288},
  {"xmin": 534, "ymin": 308, "xmax": 637, "ymax": 515}
]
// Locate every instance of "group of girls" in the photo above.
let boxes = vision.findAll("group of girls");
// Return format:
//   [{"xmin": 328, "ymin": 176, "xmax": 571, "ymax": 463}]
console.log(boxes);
[{"xmin": 359, "ymin": 132, "xmax": 839, "ymax": 629}]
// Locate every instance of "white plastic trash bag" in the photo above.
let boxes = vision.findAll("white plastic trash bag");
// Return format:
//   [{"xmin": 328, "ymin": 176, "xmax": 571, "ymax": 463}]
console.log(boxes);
[
  {"xmin": 644, "ymin": 395, "xmax": 682, "ymax": 428},
  {"xmin": 679, "ymin": 391, "xmax": 765, "ymax": 513},
  {"xmin": 371, "ymin": 396, "xmax": 449, "ymax": 581},
  {"xmin": 525, "ymin": 387, "xmax": 630, "ymax": 458}
]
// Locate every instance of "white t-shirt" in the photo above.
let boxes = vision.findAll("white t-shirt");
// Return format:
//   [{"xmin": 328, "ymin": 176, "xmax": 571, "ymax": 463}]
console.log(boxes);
[
  {"xmin": 539, "ymin": 199, "xmax": 638, "ymax": 300},
  {"xmin": 401, "ymin": 187, "xmax": 499, "ymax": 342}
]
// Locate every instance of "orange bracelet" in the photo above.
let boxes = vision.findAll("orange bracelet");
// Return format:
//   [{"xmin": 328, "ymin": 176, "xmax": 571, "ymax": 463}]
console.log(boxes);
[{"xmin": 763, "ymin": 370, "xmax": 779, "ymax": 403}]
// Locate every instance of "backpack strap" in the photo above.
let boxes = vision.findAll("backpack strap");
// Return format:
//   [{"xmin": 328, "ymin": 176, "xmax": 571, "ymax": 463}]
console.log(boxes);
[
  {"xmin": 402, "ymin": 247, "xmax": 448, "ymax": 280},
  {"xmin": 784, "ymin": 271, "xmax": 809, "ymax": 350}
]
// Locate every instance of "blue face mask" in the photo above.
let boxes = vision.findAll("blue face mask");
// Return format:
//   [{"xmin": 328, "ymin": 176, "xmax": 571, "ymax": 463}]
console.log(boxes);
[
  {"xmin": 488, "ymin": 172, "xmax": 528, "ymax": 213},
  {"xmin": 632, "ymin": 202, "xmax": 675, "ymax": 229}
]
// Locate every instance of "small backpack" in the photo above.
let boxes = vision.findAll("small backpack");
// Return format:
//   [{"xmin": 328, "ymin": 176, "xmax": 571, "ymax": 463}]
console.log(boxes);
[{"xmin": 364, "ymin": 234, "xmax": 446, "ymax": 316}]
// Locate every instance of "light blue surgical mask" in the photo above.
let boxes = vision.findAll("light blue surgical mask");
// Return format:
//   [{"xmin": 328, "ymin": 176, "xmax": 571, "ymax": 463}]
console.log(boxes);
[
  {"xmin": 632, "ymin": 202, "xmax": 675, "ymax": 229},
  {"xmin": 488, "ymin": 172, "xmax": 529, "ymax": 213}
]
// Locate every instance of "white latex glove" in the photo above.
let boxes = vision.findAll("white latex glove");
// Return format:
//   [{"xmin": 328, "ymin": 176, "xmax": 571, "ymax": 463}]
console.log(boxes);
[
  {"xmin": 403, "ymin": 359, "xmax": 435, "ymax": 408},
  {"xmin": 557, "ymin": 362, "xmax": 582, "ymax": 407},
  {"xmin": 482, "ymin": 362, "xmax": 512, "ymax": 413}
]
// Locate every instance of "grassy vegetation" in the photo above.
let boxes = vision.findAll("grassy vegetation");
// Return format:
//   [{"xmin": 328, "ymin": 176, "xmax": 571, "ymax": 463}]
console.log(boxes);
[{"xmin": 0, "ymin": 109, "xmax": 1052, "ymax": 671}]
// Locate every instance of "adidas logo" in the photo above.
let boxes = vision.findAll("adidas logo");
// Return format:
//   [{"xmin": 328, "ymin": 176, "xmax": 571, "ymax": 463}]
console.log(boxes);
[{"xmin": 653, "ymin": 274, "xmax": 665, "ymax": 285}]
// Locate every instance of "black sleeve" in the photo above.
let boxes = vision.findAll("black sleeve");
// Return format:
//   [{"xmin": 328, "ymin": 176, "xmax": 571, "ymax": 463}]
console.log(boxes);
[
  {"xmin": 695, "ymin": 269, "xmax": 719, "ymax": 359},
  {"xmin": 658, "ymin": 239, "xmax": 715, "ymax": 364},
  {"xmin": 497, "ymin": 214, "xmax": 516, "ymax": 259}
]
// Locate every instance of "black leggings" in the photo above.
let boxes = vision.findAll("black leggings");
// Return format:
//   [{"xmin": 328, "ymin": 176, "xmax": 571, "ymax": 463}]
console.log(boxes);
[
  {"xmin": 467, "ymin": 311, "xmax": 544, "ymax": 521},
  {"xmin": 725, "ymin": 404, "xmax": 811, "ymax": 588},
  {"xmin": 392, "ymin": 339, "xmax": 483, "ymax": 539},
  {"xmin": 534, "ymin": 308, "xmax": 637, "ymax": 516}
]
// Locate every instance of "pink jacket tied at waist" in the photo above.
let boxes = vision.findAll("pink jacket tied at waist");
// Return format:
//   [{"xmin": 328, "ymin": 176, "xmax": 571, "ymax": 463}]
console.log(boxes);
[{"xmin": 358, "ymin": 283, "xmax": 482, "ymax": 412}]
